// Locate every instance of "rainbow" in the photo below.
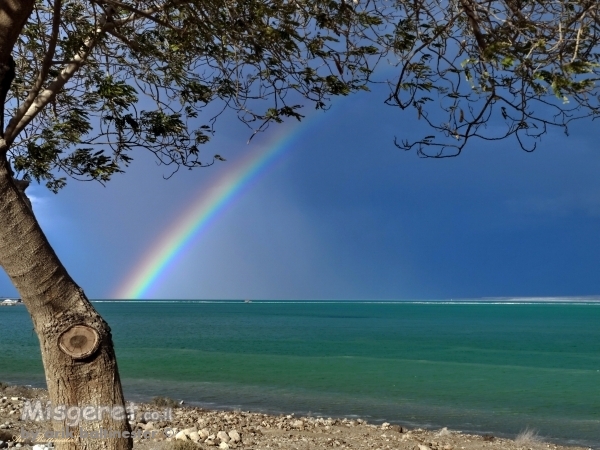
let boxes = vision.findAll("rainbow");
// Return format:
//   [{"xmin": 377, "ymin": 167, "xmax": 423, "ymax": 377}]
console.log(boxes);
[{"xmin": 114, "ymin": 118, "xmax": 316, "ymax": 299}]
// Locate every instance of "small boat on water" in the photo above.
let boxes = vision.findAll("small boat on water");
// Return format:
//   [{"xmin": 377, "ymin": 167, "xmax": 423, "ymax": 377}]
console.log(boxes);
[
  {"xmin": 1, "ymin": 298, "xmax": 20, "ymax": 306},
  {"xmin": 244, "ymin": 299, "xmax": 252, "ymax": 303}
]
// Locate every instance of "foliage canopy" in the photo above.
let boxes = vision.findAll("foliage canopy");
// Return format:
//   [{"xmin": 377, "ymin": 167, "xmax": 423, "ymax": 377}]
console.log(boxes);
[
  {"xmin": 384, "ymin": 0, "xmax": 600, "ymax": 157},
  {"xmin": 4, "ymin": 0, "xmax": 600, "ymax": 191},
  {"xmin": 5, "ymin": 0, "xmax": 383, "ymax": 191}
]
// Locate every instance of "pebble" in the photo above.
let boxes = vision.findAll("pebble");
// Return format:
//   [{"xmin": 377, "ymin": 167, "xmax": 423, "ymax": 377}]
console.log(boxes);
[
  {"xmin": 33, "ymin": 446, "xmax": 51, "ymax": 450},
  {"xmin": 228, "ymin": 430, "xmax": 240, "ymax": 443},
  {"xmin": 216, "ymin": 431, "xmax": 230, "ymax": 443},
  {"xmin": 175, "ymin": 430, "xmax": 188, "ymax": 441}
]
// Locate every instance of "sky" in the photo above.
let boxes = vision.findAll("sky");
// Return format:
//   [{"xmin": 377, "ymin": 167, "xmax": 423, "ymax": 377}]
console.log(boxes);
[{"xmin": 2, "ymin": 83, "xmax": 600, "ymax": 300}]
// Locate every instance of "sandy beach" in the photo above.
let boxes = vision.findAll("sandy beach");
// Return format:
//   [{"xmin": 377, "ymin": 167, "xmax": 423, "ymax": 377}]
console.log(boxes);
[{"xmin": 0, "ymin": 385, "xmax": 591, "ymax": 450}]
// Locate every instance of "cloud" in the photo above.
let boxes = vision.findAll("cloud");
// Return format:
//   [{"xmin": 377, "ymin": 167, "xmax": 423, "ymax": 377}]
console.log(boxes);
[{"xmin": 505, "ymin": 191, "xmax": 600, "ymax": 218}]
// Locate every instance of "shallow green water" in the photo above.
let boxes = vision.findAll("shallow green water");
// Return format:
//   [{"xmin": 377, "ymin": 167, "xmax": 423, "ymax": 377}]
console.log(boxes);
[{"xmin": 1, "ymin": 301, "xmax": 599, "ymax": 447}]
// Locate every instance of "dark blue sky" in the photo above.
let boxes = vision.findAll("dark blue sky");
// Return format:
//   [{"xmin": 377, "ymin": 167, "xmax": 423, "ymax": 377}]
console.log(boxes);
[{"xmin": 1, "ymin": 85, "xmax": 600, "ymax": 300}]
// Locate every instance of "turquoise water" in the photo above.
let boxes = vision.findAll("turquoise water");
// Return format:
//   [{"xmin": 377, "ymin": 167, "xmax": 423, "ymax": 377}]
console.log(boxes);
[{"xmin": 1, "ymin": 301, "xmax": 599, "ymax": 447}]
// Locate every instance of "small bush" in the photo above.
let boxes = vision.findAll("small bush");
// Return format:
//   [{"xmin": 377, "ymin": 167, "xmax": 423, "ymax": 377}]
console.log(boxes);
[
  {"xmin": 171, "ymin": 440, "xmax": 199, "ymax": 450},
  {"xmin": 151, "ymin": 396, "xmax": 179, "ymax": 408},
  {"xmin": 515, "ymin": 427, "xmax": 542, "ymax": 446}
]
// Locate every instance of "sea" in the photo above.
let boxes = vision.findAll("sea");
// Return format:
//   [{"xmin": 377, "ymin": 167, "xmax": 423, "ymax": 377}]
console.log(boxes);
[{"xmin": 1, "ymin": 300, "xmax": 599, "ymax": 448}]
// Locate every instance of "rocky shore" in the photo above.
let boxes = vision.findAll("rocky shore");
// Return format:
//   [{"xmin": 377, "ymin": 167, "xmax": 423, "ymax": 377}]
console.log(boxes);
[{"xmin": 0, "ymin": 384, "xmax": 592, "ymax": 450}]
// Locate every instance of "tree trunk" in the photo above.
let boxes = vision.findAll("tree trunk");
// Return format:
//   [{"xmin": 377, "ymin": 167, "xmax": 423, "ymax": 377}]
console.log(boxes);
[{"xmin": 0, "ymin": 160, "xmax": 132, "ymax": 450}]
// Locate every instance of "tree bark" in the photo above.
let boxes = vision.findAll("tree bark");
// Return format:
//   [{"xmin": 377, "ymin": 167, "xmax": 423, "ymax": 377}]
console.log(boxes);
[
  {"xmin": 0, "ymin": 159, "xmax": 132, "ymax": 450},
  {"xmin": 0, "ymin": 0, "xmax": 35, "ymax": 63}
]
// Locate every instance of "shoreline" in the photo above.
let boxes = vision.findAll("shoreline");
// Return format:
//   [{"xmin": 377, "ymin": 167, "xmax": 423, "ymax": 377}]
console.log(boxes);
[{"xmin": 0, "ymin": 384, "xmax": 594, "ymax": 450}]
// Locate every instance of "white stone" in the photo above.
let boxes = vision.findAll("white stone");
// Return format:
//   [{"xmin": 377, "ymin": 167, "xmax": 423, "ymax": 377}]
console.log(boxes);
[
  {"xmin": 292, "ymin": 419, "xmax": 304, "ymax": 429},
  {"xmin": 189, "ymin": 432, "xmax": 200, "ymax": 442},
  {"xmin": 418, "ymin": 445, "xmax": 431, "ymax": 450},
  {"xmin": 175, "ymin": 431, "xmax": 188, "ymax": 441},
  {"xmin": 228, "ymin": 430, "xmax": 241, "ymax": 443},
  {"xmin": 216, "ymin": 431, "xmax": 230, "ymax": 443},
  {"xmin": 199, "ymin": 428, "xmax": 210, "ymax": 439},
  {"xmin": 219, "ymin": 443, "xmax": 229, "ymax": 450},
  {"xmin": 381, "ymin": 422, "xmax": 390, "ymax": 430}
]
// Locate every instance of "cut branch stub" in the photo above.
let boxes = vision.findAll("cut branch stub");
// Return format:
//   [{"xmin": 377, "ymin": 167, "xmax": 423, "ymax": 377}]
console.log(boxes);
[{"xmin": 58, "ymin": 324, "xmax": 100, "ymax": 359}]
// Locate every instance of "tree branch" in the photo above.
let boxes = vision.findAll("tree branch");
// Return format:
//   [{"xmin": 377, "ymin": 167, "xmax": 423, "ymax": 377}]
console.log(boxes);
[
  {"xmin": 99, "ymin": 0, "xmax": 193, "ymax": 28},
  {"xmin": 4, "ymin": 5, "xmax": 115, "ymax": 144},
  {"xmin": 7, "ymin": 0, "xmax": 62, "ymax": 137},
  {"xmin": 459, "ymin": 0, "xmax": 487, "ymax": 55},
  {"xmin": 106, "ymin": 28, "xmax": 140, "ymax": 51}
]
